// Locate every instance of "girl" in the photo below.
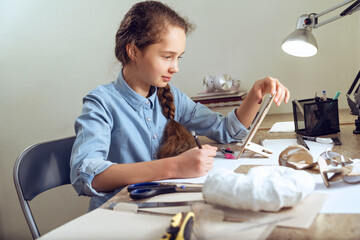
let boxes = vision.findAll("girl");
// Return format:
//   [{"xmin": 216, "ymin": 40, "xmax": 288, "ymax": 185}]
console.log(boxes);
[{"xmin": 70, "ymin": 1, "xmax": 290, "ymax": 211}]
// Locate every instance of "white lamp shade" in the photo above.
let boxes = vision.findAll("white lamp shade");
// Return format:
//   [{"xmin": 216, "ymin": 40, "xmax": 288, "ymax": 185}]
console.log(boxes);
[{"xmin": 282, "ymin": 28, "xmax": 318, "ymax": 57}]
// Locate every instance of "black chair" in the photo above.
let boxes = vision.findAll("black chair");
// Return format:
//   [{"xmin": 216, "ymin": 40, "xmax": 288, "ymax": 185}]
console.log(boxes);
[{"xmin": 13, "ymin": 136, "xmax": 76, "ymax": 239}]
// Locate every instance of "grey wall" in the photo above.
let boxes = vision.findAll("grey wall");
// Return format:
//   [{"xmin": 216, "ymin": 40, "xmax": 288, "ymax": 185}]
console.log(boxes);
[{"xmin": 1, "ymin": 0, "xmax": 359, "ymax": 239}]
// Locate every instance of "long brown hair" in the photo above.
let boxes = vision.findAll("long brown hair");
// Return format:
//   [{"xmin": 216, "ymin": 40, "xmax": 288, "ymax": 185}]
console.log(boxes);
[
  {"xmin": 156, "ymin": 85, "xmax": 197, "ymax": 158},
  {"xmin": 115, "ymin": 1, "xmax": 196, "ymax": 158}
]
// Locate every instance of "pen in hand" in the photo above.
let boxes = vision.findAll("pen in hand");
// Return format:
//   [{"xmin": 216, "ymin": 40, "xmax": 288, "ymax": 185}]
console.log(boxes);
[{"xmin": 191, "ymin": 131, "xmax": 202, "ymax": 149}]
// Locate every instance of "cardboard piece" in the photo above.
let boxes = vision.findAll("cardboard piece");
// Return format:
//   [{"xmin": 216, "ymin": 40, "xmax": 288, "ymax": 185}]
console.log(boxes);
[{"xmin": 236, "ymin": 94, "xmax": 275, "ymax": 158}]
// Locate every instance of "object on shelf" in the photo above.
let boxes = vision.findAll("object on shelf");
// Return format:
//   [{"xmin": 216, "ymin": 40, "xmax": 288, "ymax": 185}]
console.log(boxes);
[
  {"xmin": 203, "ymin": 74, "xmax": 240, "ymax": 92},
  {"xmin": 191, "ymin": 74, "xmax": 247, "ymax": 107}
]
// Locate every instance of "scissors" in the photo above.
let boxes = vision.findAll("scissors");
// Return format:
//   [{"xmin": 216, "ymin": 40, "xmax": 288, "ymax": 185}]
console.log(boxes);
[{"xmin": 127, "ymin": 182, "xmax": 202, "ymax": 200}]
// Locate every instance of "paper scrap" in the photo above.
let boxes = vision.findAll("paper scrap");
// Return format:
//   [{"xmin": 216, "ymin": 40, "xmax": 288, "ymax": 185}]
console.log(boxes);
[{"xmin": 268, "ymin": 121, "xmax": 295, "ymax": 132}]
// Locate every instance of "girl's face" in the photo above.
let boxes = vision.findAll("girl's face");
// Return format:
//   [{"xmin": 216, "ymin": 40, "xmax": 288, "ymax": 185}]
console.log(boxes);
[{"xmin": 129, "ymin": 26, "xmax": 186, "ymax": 96}]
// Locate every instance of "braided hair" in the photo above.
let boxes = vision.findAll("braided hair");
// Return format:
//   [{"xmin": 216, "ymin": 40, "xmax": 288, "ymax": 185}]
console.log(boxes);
[{"xmin": 156, "ymin": 85, "xmax": 197, "ymax": 158}]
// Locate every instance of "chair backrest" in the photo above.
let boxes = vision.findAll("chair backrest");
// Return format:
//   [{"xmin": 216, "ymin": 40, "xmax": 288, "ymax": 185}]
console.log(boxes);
[{"xmin": 13, "ymin": 136, "xmax": 76, "ymax": 239}]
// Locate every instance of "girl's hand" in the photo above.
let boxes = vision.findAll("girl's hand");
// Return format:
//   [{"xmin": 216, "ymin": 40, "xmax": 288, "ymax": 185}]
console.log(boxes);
[
  {"xmin": 173, "ymin": 144, "xmax": 217, "ymax": 178},
  {"xmin": 252, "ymin": 77, "xmax": 290, "ymax": 106}
]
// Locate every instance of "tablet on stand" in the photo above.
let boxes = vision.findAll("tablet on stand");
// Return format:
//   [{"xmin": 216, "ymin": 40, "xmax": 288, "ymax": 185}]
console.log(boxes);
[{"xmin": 236, "ymin": 93, "xmax": 275, "ymax": 159}]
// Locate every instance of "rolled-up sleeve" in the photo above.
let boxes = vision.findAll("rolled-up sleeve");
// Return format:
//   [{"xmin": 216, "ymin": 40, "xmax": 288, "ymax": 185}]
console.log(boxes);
[
  {"xmin": 224, "ymin": 108, "xmax": 249, "ymax": 140},
  {"xmin": 72, "ymin": 158, "xmax": 115, "ymax": 197},
  {"xmin": 70, "ymin": 90, "xmax": 116, "ymax": 197}
]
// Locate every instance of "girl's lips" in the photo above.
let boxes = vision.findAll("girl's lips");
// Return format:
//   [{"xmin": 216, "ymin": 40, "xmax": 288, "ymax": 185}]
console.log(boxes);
[{"xmin": 162, "ymin": 76, "xmax": 171, "ymax": 82}]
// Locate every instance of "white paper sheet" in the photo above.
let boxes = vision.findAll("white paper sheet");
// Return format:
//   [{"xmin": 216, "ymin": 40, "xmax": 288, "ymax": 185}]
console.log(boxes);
[
  {"xmin": 262, "ymin": 139, "xmax": 333, "ymax": 161},
  {"xmin": 311, "ymin": 173, "xmax": 360, "ymax": 213},
  {"xmin": 268, "ymin": 121, "xmax": 295, "ymax": 132},
  {"xmin": 157, "ymin": 152, "xmax": 242, "ymax": 184}
]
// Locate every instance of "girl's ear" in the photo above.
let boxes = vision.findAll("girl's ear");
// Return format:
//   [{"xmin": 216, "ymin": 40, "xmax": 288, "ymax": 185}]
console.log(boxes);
[{"xmin": 126, "ymin": 43, "xmax": 139, "ymax": 62}]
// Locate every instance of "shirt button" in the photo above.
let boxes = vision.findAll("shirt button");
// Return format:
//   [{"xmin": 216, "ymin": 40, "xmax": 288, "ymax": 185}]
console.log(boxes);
[
  {"xmin": 153, "ymin": 134, "xmax": 157, "ymax": 139},
  {"xmin": 145, "ymin": 101, "xmax": 149, "ymax": 105},
  {"xmin": 147, "ymin": 118, "xmax": 151, "ymax": 122}
]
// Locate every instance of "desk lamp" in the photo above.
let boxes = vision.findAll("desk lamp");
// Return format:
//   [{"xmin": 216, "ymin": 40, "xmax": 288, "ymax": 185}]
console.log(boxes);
[
  {"xmin": 281, "ymin": 0, "xmax": 360, "ymax": 57},
  {"xmin": 282, "ymin": 0, "xmax": 360, "ymax": 134}
]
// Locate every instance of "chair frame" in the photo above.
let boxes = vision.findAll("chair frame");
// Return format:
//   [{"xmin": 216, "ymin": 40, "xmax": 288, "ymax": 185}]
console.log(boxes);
[{"xmin": 13, "ymin": 136, "xmax": 75, "ymax": 239}]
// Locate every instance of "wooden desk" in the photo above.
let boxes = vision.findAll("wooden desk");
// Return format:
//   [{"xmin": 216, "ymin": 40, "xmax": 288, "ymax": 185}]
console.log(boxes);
[{"xmin": 102, "ymin": 109, "xmax": 360, "ymax": 239}]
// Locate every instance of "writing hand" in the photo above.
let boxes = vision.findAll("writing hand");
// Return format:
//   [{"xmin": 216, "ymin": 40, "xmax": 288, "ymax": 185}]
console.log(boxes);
[{"xmin": 174, "ymin": 144, "xmax": 217, "ymax": 178}]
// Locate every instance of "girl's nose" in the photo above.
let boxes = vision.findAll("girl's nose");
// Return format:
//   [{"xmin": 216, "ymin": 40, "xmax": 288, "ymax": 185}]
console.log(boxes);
[{"xmin": 169, "ymin": 60, "xmax": 179, "ymax": 73}]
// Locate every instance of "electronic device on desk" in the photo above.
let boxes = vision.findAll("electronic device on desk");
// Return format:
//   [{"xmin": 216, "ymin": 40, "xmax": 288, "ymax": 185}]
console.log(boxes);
[
  {"xmin": 191, "ymin": 74, "xmax": 247, "ymax": 107},
  {"xmin": 346, "ymin": 70, "xmax": 360, "ymax": 134}
]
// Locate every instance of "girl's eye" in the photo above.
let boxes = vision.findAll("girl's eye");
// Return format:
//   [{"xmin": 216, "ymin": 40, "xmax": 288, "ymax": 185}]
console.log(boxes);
[{"xmin": 163, "ymin": 55, "xmax": 182, "ymax": 60}]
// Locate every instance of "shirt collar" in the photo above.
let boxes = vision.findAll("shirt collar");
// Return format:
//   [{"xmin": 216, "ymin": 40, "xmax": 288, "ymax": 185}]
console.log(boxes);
[{"xmin": 114, "ymin": 71, "xmax": 156, "ymax": 111}]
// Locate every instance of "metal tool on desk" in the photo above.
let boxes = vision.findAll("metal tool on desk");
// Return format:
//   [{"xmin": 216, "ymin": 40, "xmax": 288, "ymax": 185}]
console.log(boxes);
[
  {"xmin": 126, "ymin": 200, "xmax": 204, "ymax": 209},
  {"xmin": 109, "ymin": 200, "xmax": 203, "ymax": 219},
  {"xmin": 296, "ymin": 134, "xmax": 310, "ymax": 150},
  {"xmin": 127, "ymin": 182, "xmax": 202, "ymax": 200},
  {"xmin": 302, "ymin": 135, "xmax": 333, "ymax": 144},
  {"xmin": 109, "ymin": 200, "xmax": 204, "ymax": 213}
]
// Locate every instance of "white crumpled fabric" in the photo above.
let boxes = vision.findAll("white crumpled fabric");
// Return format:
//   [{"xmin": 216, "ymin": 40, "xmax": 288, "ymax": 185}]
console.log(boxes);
[{"xmin": 202, "ymin": 166, "xmax": 315, "ymax": 212}]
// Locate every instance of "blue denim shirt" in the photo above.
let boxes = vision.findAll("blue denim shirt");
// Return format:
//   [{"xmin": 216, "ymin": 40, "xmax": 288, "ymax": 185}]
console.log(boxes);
[{"xmin": 70, "ymin": 72, "xmax": 248, "ymax": 211}]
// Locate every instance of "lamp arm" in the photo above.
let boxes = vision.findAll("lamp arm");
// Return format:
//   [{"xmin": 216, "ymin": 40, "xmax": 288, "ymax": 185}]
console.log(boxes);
[
  {"xmin": 346, "ymin": 70, "xmax": 360, "ymax": 116},
  {"xmin": 309, "ymin": 0, "xmax": 360, "ymax": 28},
  {"xmin": 341, "ymin": 0, "xmax": 360, "ymax": 15},
  {"xmin": 314, "ymin": 14, "xmax": 346, "ymax": 28},
  {"xmin": 347, "ymin": 70, "xmax": 360, "ymax": 95},
  {"xmin": 315, "ymin": 0, "xmax": 355, "ymax": 18}
]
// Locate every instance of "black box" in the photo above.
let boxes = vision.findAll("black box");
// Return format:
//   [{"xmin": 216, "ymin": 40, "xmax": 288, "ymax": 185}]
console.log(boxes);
[{"xmin": 292, "ymin": 98, "xmax": 340, "ymax": 136}]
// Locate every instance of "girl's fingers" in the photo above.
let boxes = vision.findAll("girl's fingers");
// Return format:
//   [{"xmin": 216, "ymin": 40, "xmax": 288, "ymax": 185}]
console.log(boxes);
[
  {"xmin": 270, "ymin": 77, "xmax": 278, "ymax": 95},
  {"xmin": 284, "ymin": 88, "xmax": 290, "ymax": 103},
  {"xmin": 275, "ymin": 87, "xmax": 285, "ymax": 106}
]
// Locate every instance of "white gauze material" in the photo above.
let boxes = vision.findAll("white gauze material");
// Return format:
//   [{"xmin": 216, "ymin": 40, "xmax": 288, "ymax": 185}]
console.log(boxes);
[{"xmin": 202, "ymin": 166, "xmax": 315, "ymax": 212}]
